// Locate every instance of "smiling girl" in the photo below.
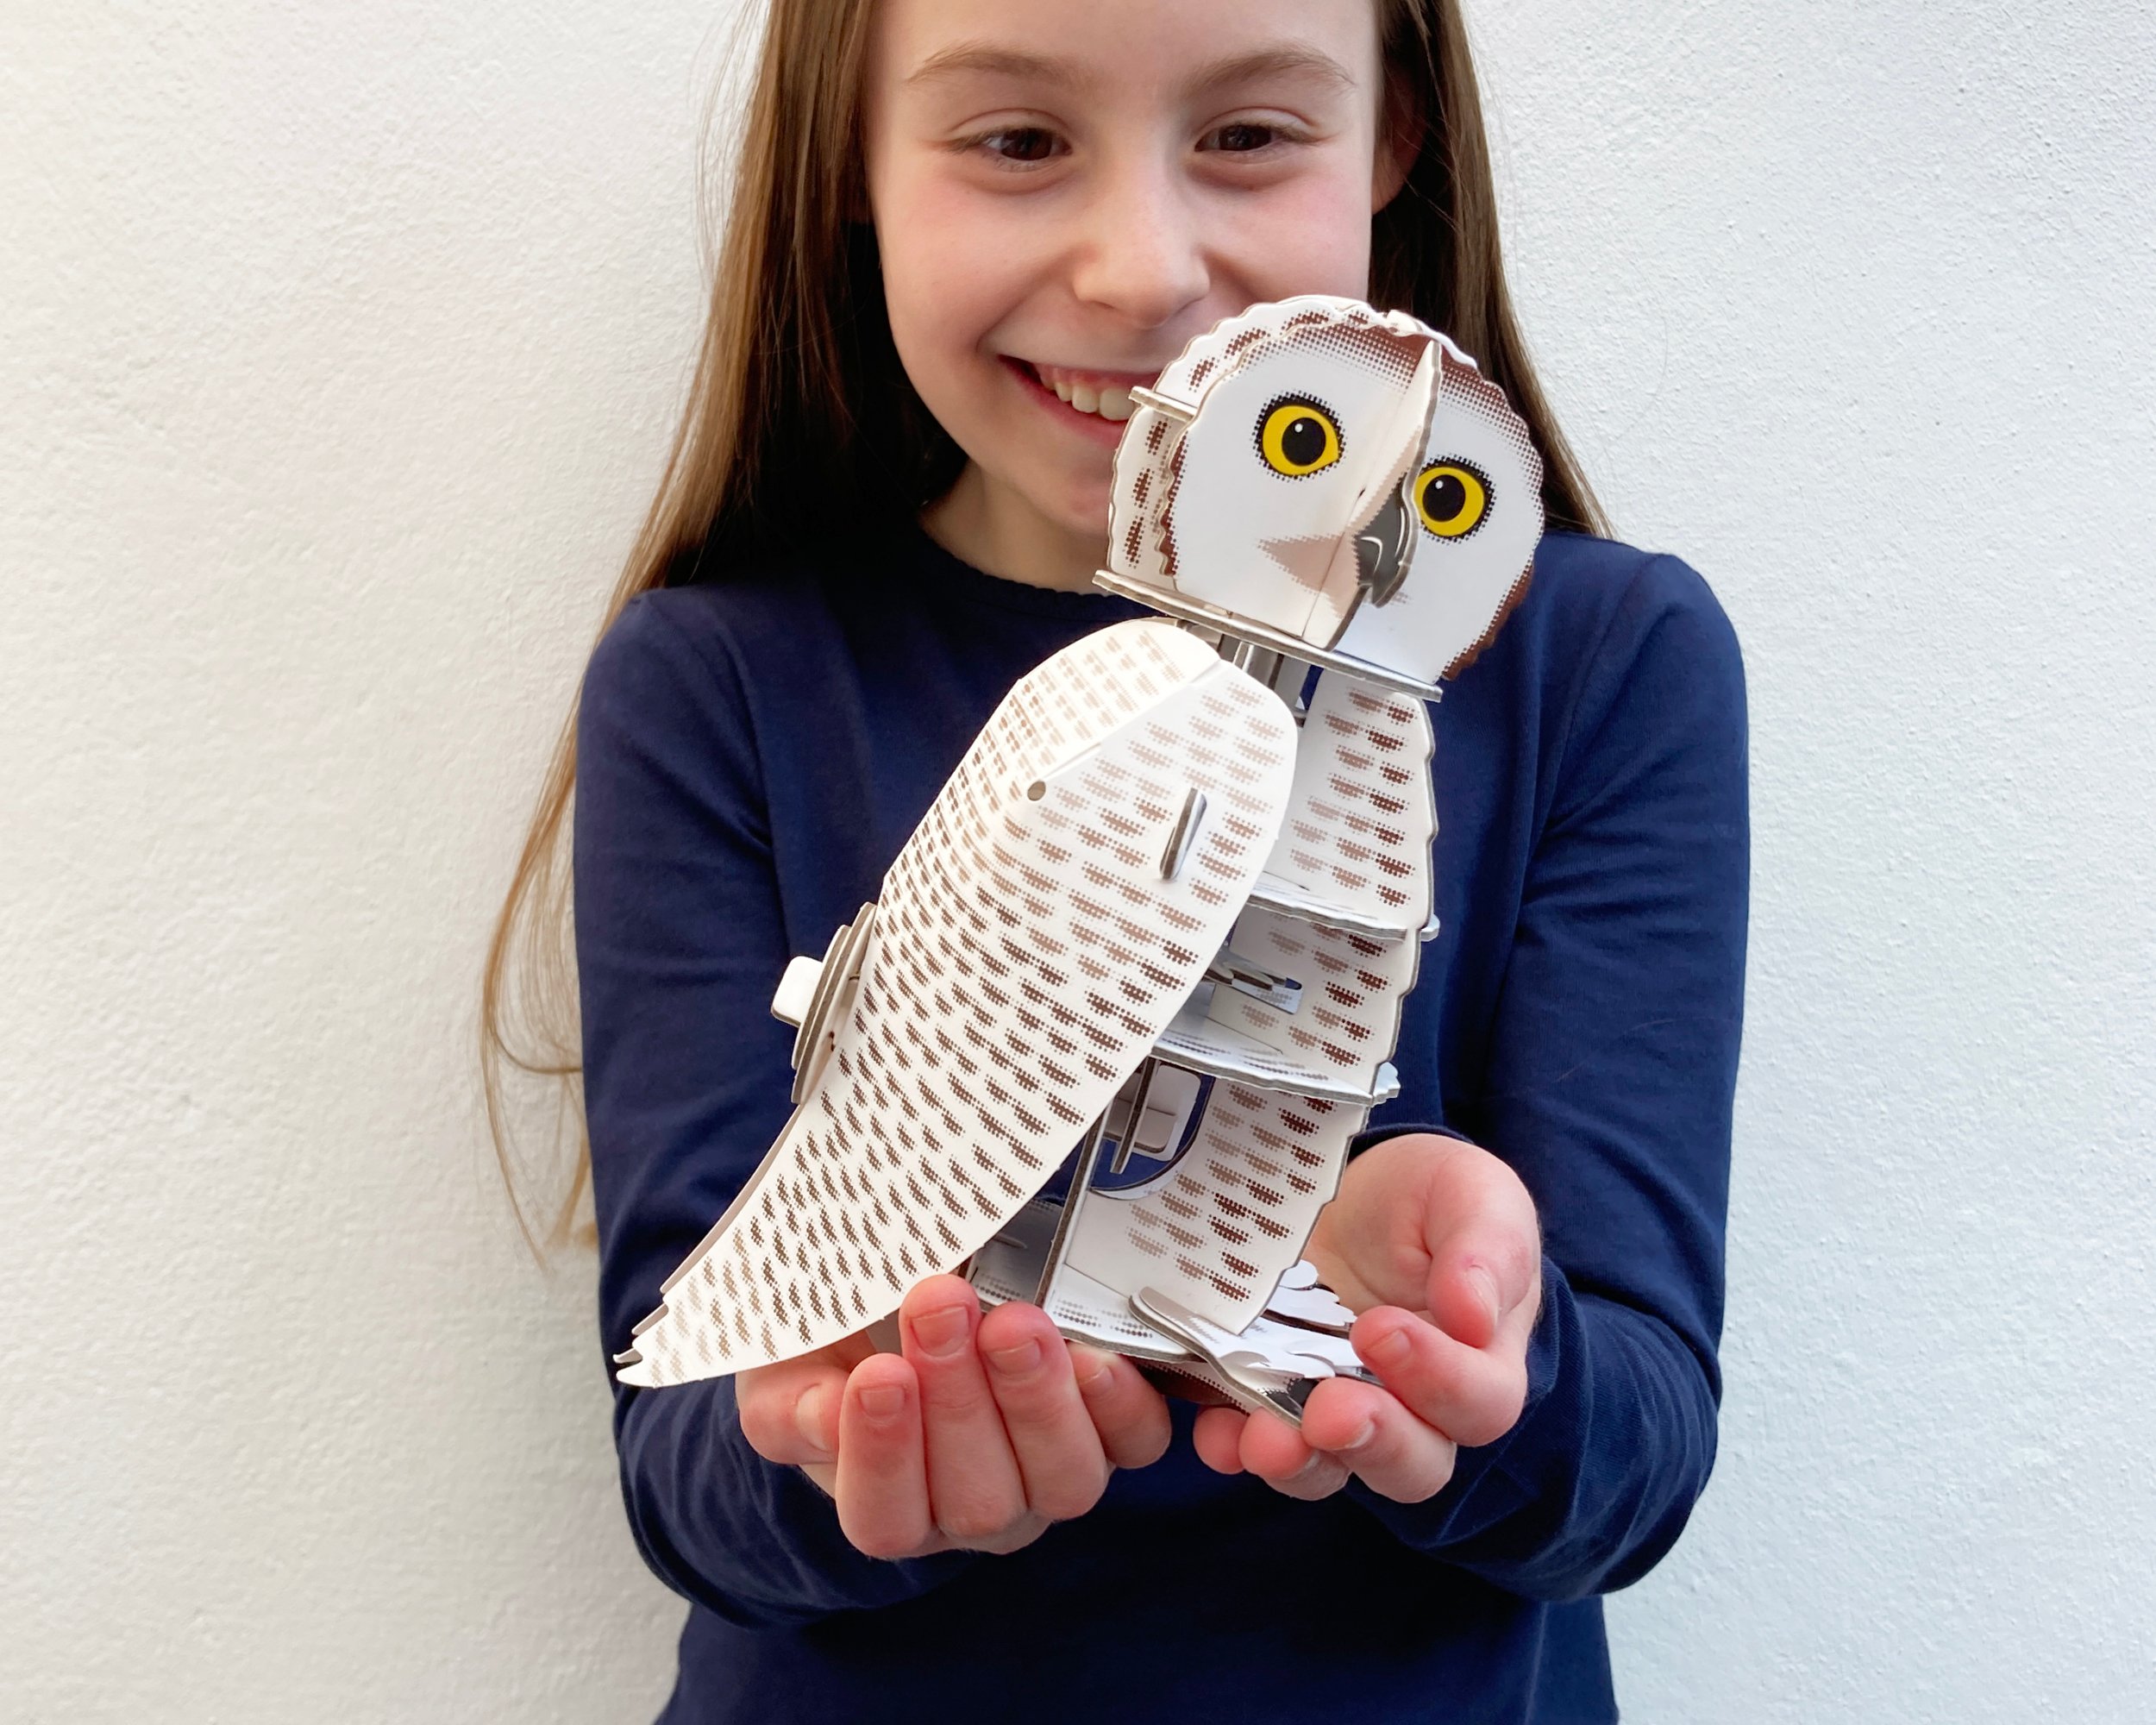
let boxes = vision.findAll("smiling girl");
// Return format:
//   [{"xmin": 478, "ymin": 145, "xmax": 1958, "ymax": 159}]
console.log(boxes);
[{"xmin": 486, "ymin": 2, "xmax": 1747, "ymax": 1720}]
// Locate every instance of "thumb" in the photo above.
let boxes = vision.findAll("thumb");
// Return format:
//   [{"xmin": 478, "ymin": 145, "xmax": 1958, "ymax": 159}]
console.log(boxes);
[{"xmin": 1416, "ymin": 1143, "xmax": 1540, "ymax": 1351}]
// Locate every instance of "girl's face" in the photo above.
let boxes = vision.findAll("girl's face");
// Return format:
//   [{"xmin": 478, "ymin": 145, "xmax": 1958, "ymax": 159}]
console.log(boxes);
[{"xmin": 863, "ymin": 0, "xmax": 1405, "ymax": 580}]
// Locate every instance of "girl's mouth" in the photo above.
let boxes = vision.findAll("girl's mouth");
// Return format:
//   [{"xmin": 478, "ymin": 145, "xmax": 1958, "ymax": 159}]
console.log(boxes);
[{"xmin": 1004, "ymin": 358, "xmax": 1163, "ymax": 434}]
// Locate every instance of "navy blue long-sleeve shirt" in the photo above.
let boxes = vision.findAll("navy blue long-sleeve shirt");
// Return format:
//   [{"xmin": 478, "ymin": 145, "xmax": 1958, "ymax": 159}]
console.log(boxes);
[{"xmin": 573, "ymin": 523, "xmax": 1748, "ymax": 1724}]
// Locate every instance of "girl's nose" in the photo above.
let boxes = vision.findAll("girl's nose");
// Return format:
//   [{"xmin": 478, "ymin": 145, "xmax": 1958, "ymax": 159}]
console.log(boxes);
[{"xmin": 1068, "ymin": 152, "xmax": 1210, "ymax": 331}]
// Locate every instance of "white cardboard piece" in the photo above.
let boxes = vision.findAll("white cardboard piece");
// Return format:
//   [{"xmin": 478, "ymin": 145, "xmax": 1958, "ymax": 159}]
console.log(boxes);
[
  {"xmin": 617, "ymin": 623, "xmax": 1299, "ymax": 1385},
  {"xmin": 1103, "ymin": 293, "xmax": 1545, "ymax": 689},
  {"xmin": 617, "ymin": 296, "xmax": 1545, "ymax": 1421}
]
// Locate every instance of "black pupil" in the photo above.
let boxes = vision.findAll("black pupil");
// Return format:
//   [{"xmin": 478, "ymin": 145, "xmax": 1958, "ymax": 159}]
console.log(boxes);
[
  {"xmin": 994, "ymin": 128, "xmax": 1055, "ymax": 161},
  {"xmin": 1422, "ymin": 470, "xmax": 1468, "ymax": 522},
  {"xmin": 1282, "ymin": 413, "xmax": 1326, "ymax": 467}
]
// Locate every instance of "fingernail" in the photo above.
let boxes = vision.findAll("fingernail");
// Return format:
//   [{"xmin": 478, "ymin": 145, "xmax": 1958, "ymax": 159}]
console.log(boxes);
[
  {"xmin": 858, "ymin": 1381, "xmax": 907, "ymax": 1424},
  {"xmin": 1363, "ymin": 1325, "xmax": 1412, "ymax": 1370},
  {"xmin": 794, "ymin": 1385, "xmax": 831, "ymax": 1457},
  {"xmin": 910, "ymin": 1302, "xmax": 972, "ymax": 1360},
  {"xmin": 986, "ymin": 1336, "xmax": 1043, "ymax": 1377},
  {"xmin": 1338, "ymin": 1417, "xmax": 1376, "ymax": 1454},
  {"xmin": 1072, "ymin": 1350, "xmax": 1114, "ymax": 1396},
  {"xmin": 1468, "ymin": 1266, "xmax": 1501, "ymax": 1331}
]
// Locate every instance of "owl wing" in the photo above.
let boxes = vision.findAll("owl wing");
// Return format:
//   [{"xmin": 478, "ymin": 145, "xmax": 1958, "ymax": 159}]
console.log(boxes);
[{"xmin": 614, "ymin": 619, "xmax": 1300, "ymax": 1386}]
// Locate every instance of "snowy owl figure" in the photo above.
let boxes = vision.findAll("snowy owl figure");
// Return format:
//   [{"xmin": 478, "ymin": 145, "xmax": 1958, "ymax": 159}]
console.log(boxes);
[{"xmin": 616, "ymin": 296, "xmax": 1545, "ymax": 1425}]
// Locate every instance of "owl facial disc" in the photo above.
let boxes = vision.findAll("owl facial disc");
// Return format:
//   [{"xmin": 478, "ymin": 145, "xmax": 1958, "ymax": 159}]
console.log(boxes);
[{"xmin": 1102, "ymin": 294, "xmax": 1546, "ymax": 687}]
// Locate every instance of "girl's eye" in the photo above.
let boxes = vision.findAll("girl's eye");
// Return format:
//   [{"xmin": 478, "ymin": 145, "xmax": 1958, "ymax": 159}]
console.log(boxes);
[
  {"xmin": 1205, "ymin": 122, "xmax": 1282, "ymax": 154},
  {"xmin": 1257, "ymin": 397, "xmax": 1343, "ymax": 478},
  {"xmin": 977, "ymin": 127, "xmax": 1063, "ymax": 165},
  {"xmin": 1415, "ymin": 460, "xmax": 1492, "ymax": 538}
]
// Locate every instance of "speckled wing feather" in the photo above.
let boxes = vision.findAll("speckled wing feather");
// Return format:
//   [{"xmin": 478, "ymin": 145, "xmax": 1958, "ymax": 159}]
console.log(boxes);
[{"xmin": 616, "ymin": 619, "xmax": 1299, "ymax": 1387}]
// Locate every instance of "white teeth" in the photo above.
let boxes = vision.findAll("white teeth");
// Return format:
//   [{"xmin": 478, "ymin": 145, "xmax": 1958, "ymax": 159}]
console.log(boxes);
[{"xmin": 1032, "ymin": 366, "xmax": 1150, "ymax": 417}]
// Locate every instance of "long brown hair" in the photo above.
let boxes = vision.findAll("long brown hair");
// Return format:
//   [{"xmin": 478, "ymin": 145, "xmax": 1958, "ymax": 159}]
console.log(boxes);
[{"xmin": 482, "ymin": 0, "xmax": 1608, "ymax": 1251}]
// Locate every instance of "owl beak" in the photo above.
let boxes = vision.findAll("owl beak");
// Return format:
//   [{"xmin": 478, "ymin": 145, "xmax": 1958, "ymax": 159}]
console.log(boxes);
[
  {"xmin": 1260, "ymin": 473, "xmax": 1420, "ymax": 649},
  {"xmin": 1353, "ymin": 481, "xmax": 1415, "ymax": 606}
]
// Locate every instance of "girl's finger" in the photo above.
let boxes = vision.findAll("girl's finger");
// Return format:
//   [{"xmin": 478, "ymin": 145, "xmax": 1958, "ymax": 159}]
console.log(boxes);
[
  {"xmin": 1191, "ymin": 1405, "xmax": 1248, "ymax": 1474},
  {"xmin": 833, "ymin": 1354, "xmax": 931, "ymax": 1559},
  {"xmin": 736, "ymin": 1354, "xmax": 849, "ymax": 1465},
  {"xmin": 1351, "ymin": 1307, "xmax": 1529, "ymax": 1449},
  {"xmin": 899, "ymin": 1277, "xmax": 1029, "ymax": 1543},
  {"xmin": 1236, "ymin": 1408, "xmax": 1351, "ymax": 1502},
  {"xmin": 1069, "ymin": 1346, "xmax": 1173, "ymax": 1471},
  {"xmin": 975, "ymin": 1303, "xmax": 1110, "ymax": 1521},
  {"xmin": 1296, "ymin": 1377, "xmax": 1459, "ymax": 1504}
]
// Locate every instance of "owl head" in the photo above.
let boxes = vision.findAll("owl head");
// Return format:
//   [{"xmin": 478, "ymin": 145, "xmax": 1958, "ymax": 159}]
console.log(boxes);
[{"xmin": 1106, "ymin": 296, "xmax": 1544, "ymax": 685}]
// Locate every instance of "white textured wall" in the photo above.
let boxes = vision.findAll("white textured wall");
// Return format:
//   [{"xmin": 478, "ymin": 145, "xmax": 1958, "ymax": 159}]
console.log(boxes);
[
  {"xmin": 3, "ymin": 3, "xmax": 2149, "ymax": 1721},
  {"xmin": 0, "ymin": 6, "xmax": 722, "ymax": 1719},
  {"xmin": 1469, "ymin": 3, "xmax": 2156, "ymax": 1720}
]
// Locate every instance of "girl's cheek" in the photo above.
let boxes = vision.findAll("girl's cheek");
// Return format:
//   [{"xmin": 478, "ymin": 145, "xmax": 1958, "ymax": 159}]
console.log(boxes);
[
  {"xmin": 1208, "ymin": 170, "xmax": 1380, "ymax": 304},
  {"xmin": 877, "ymin": 173, "xmax": 1050, "ymax": 333}
]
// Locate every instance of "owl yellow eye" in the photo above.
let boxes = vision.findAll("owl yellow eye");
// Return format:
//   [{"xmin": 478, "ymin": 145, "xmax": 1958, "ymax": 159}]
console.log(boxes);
[
  {"xmin": 1256, "ymin": 397, "xmax": 1343, "ymax": 478},
  {"xmin": 1414, "ymin": 460, "xmax": 1491, "ymax": 538}
]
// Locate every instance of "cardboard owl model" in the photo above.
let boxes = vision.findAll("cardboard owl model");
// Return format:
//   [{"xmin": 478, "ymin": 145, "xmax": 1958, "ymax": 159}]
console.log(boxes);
[{"xmin": 615, "ymin": 296, "xmax": 1545, "ymax": 1422}]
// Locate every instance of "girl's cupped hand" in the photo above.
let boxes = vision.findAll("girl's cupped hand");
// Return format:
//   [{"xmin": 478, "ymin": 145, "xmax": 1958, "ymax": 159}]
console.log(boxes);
[
  {"xmin": 1192, "ymin": 1132, "xmax": 1543, "ymax": 1505},
  {"xmin": 736, "ymin": 1276, "xmax": 1172, "ymax": 1559},
  {"xmin": 737, "ymin": 1132, "xmax": 1537, "ymax": 1551}
]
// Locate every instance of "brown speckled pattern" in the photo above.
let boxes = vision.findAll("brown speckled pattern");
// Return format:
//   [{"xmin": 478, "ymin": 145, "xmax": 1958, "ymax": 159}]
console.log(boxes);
[{"xmin": 616, "ymin": 622, "xmax": 1297, "ymax": 1386}]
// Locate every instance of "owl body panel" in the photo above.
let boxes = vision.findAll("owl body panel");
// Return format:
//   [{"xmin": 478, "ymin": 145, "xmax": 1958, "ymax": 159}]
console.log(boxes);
[
  {"xmin": 1206, "ymin": 908, "xmax": 1421, "ymax": 1099},
  {"xmin": 1065, "ymin": 299, "xmax": 1516, "ymax": 1398},
  {"xmin": 1255, "ymin": 673, "xmax": 1438, "ymax": 938},
  {"xmin": 615, "ymin": 620, "xmax": 1299, "ymax": 1387},
  {"xmin": 1043, "ymin": 680, "xmax": 1432, "ymax": 1339},
  {"xmin": 1055, "ymin": 1080, "xmax": 1369, "ymax": 1337}
]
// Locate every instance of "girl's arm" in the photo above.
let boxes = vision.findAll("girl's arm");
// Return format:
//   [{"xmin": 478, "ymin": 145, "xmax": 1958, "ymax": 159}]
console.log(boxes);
[
  {"xmin": 1199, "ymin": 555, "xmax": 1748, "ymax": 1600},
  {"xmin": 573, "ymin": 594, "xmax": 977, "ymax": 1627}
]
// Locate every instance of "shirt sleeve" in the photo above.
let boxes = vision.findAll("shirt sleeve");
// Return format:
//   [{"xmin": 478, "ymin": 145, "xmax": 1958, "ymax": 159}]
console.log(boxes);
[
  {"xmin": 1345, "ymin": 555, "xmax": 1749, "ymax": 1601},
  {"xmin": 573, "ymin": 593, "xmax": 978, "ymax": 1628}
]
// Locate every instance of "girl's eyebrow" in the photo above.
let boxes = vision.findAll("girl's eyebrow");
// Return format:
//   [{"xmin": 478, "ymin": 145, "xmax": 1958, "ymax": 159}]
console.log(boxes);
[
  {"xmin": 1185, "ymin": 45, "xmax": 1358, "ymax": 99},
  {"xmin": 906, "ymin": 41, "xmax": 1357, "ymax": 99}
]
